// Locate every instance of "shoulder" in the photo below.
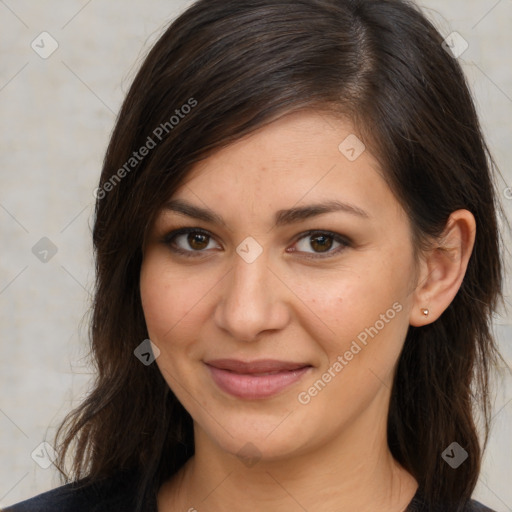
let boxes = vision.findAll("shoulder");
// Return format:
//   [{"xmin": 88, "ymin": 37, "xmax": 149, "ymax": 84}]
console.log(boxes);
[
  {"xmin": 2, "ymin": 481, "xmax": 94, "ymax": 512},
  {"xmin": 467, "ymin": 499, "xmax": 497, "ymax": 512},
  {"xmin": 1, "ymin": 469, "xmax": 145, "ymax": 512},
  {"xmin": 407, "ymin": 489, "xmax": 497, "ymax": 512}
]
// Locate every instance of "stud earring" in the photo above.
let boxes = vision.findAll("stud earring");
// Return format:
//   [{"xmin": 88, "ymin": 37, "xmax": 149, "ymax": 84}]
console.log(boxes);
[{"xmin": 421, "ymin": 308, "xmax": 429, "ymax": 317}]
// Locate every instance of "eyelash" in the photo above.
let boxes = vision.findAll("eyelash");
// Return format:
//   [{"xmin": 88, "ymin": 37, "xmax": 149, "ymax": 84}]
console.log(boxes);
[{"xmin": 161, "ymin": 227, "xmax": 351, "ymax": 260}]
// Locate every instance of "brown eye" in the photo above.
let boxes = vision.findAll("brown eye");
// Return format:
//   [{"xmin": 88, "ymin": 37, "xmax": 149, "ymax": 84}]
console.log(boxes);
[
  {"xmin": 162, "ymin": 228, "xmax": 350, "ymax": 260},
  {"xmin": 291, "ymin": 230, "xmax": 351, "ymax": 259},
  {"xmin": 187, "ymin": 232, "xmax": 210, "ymax": 250},
  {"xmin": 162, "ymin": 228, "xmax": 220, "ymax": 257},
  {"xmin": 309, "ymin": 234, "xmax": 334, "ymax": 253}
]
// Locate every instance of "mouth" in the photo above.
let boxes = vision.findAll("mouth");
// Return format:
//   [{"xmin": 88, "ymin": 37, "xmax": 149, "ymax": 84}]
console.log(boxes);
[{"xmin": 204, "ymin": 359, "xmax": 313, "ymax": 399}]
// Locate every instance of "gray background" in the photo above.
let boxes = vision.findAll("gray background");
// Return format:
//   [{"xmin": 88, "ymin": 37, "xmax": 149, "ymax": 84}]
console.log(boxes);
[{"xmin": 1, "ymin": 0, "xmax": 511, "ymax": 509}]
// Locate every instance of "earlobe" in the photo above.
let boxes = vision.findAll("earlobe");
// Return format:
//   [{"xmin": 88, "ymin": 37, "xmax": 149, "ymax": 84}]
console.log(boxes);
[{"xmin": 409, "ymin": 209, "xmax": 476, "ymax": 327}]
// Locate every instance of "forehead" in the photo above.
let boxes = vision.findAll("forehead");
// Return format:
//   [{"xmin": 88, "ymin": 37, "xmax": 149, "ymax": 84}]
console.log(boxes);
[{"xmin": 167, "ymin": 110, "xmax": 403, "ymax": 226}]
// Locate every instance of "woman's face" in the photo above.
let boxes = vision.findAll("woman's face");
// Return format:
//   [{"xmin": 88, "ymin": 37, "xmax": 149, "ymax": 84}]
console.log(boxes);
[{"xmin": 140, "ymin": 110, "xmax": 420, "ymax": 463}]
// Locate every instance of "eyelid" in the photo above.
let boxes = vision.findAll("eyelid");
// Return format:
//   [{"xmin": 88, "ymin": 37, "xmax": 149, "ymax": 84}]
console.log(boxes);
[
  {"xmin": 160, "ymin": 227, "xmax": 352, "ymax": 259},
  {"xmin": 161, "ymin": 227, "xmax": 221, "ymax": 256},
  {"xmin": 289, "ymin": 230, "xmax": 352, "ymax": 258}
]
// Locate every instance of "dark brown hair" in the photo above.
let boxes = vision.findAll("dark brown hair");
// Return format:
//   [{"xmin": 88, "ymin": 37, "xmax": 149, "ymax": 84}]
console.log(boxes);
[{"xmin": 54, "ymin": 1, "xmax": 505, "ymax": 511}]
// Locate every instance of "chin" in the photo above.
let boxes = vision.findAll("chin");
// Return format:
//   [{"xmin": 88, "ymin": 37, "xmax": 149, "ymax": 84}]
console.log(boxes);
[{"xmin": 194, "ymin": 408, "xmax": 318, "ymax": 465}]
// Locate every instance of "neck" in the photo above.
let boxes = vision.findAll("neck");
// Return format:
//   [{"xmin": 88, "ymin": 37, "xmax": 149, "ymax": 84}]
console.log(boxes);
[
  {"xmin": 158, "ymin": 396, "xmax": 418, "ymax": 512},
  {"xmin": 167, "ymin": 451, "xmax": 416, "ymax": 512},
  {"xmin": 158, "ymin": 384, "xmax": 418, "ymax": 512}
]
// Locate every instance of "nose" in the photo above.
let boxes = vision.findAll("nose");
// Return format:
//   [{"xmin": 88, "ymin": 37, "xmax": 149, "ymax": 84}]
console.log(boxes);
[{"xmin": 213, "ymin": 246, "xmax": 290, "ymax": 342}]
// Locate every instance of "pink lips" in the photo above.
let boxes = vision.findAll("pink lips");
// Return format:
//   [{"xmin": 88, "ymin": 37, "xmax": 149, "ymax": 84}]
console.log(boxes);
[{"xmin": 205, "ymin": 359, "xmax": 312, "ymax": 400}]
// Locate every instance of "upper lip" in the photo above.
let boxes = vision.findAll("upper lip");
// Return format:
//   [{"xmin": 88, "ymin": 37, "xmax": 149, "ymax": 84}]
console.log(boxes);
[{"xmin": 205, "ymin": 359, "xmax": 311, "ymax": 374}]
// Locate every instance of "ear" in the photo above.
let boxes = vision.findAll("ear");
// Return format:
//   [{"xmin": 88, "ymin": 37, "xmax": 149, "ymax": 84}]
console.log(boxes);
[{"xmin": 409, "ymin": 209, "xmax": 476, "ymax": 327}]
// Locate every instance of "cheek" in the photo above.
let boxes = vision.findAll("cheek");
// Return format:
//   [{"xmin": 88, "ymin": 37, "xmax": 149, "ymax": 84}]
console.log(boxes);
[
  {"xmin": 295, "ymin": 250, "xmax": 413, "ymax": 360},
  {"xmin": 140, "ymin": 254, "xmax": 202, "ymax": 345}
]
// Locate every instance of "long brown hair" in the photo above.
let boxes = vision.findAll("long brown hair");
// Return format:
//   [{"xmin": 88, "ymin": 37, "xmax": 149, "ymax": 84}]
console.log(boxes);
[{"xmin": 54, "ymin": 1, "xmax": 505, "ymax": 510}]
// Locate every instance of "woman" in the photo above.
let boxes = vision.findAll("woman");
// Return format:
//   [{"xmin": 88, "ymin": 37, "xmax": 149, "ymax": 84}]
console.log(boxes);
[{"xmin": 4, "ymin": 0, "xmax": 506, "ymax": 511}]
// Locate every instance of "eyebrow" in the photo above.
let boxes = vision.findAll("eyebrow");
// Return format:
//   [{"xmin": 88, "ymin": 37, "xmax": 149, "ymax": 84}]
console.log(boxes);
[{"xmin": 163, "ymin": 198, "xmax": 369, "ymax": 227}]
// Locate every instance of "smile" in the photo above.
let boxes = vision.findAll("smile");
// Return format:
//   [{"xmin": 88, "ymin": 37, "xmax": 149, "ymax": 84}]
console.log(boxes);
[{"xmin": 204, "ymin": 359, "xmax": 313, "ymax": 400}]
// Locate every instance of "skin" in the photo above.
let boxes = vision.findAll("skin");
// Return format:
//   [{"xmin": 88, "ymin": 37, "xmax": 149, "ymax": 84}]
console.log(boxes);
[{"xmin": 139, "ymin": 110, "xmax": 476, "ymax": 512}]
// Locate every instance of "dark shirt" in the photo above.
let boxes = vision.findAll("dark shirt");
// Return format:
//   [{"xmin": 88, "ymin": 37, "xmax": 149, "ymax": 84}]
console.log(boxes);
[{"xmin": 2, "ymin": 470, "xmax": 497, "ymax": 512}]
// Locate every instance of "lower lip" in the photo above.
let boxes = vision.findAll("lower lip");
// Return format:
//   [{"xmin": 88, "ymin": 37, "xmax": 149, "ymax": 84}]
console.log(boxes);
[{"xmin": 206, "ymin": 364, "xmax": 312, "ymax": 399}]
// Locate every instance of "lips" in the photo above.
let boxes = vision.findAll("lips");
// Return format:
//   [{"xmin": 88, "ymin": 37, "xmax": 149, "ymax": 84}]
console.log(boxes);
[
  {"xmin": 204, "ymin": 359, "xmax": 312, "ymax": 399},
  {"xmin": 206, "ymin": 359, "xmax": 310, "ymax": 373}
]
